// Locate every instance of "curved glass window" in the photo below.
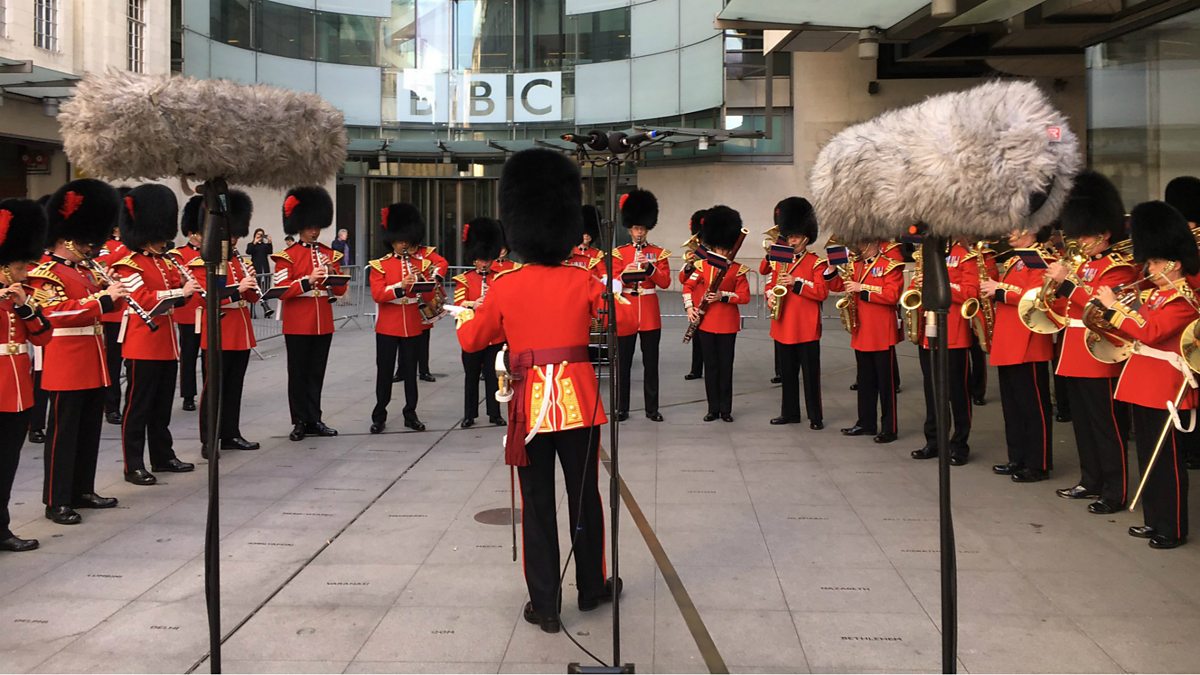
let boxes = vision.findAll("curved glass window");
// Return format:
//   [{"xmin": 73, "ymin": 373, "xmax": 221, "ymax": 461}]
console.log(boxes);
[{"xmin": 209, "ymin": 0, "xmax": 380, "ymax": 67}]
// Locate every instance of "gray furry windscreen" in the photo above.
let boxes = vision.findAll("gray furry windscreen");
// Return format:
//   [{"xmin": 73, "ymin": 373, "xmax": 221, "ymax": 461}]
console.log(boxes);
[
  {"xmin": 810, "ymin": 80, "xmax": 1081, "ymax": 243},
  {"xmin": 59, "ymin": 71, "xmax": 348, "ymax": 189}
]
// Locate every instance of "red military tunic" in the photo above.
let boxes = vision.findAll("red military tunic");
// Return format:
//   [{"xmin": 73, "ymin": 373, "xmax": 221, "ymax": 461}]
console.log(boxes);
[
  {"xmin": 452, "ymin": 268, "xmax": 502, "ymax": 346},
  {"xmin": 492, "ymin": 258, "xmax": 519, "ymax": 275},
  {"xmin": 829, "ymin": 254, "xmax": 904, "ymax": 352},
  {"xmin": 0, "ymin": 290, "xmax": 52, "ymax": 412},
  {"xmin": 28, "ymin": 257, "xmax": 120, "ymax": 391},
  {"xmin": 990, "ymin": 247, "xmax": 1056, "ymax": 366},
  {"xmin": 1110, "ymin": 285, "xmax": 1200, "ymax": 410},
  {"xmin": 767, "ymin": 251, "xmax": 829, "ymax": 344},
  {"xmin": 190, "ymin": 255, "xmax": 259, "ymax": 351},
  {"xmin": 369, "ymin": 253, "xmax": 431, "ymax": 338},
  {"xmin": 110, "ymin": 251, "xmax": 185, "ymax": 361},
  {"xmin": 904, "ymin": 243, "xmax": 980, "ymax": 350},
  {"xmin": 1055, "ymin": 252, "xmax": 1138, "ymax": 378},
  {"xmin": 169, "ymin": 243, "xmax": 203, "ymax": 327},
  {"xmin": 95, "ymin": 238, "xmax": 128, "ymax": 324},
  {"xmin": 681, "ymin": 260, "xmax": 751, "ymax": 334},
  {"xmin": 271, "ymin": 242, "xmax": 347, "ymax": 336},
  {"xmin": 567, "ymin": 245, "xmax": 603, "ymax": 278},
  {"xmin": 613, "ymin": 243, "xmax": 671, "ymax": 336}
]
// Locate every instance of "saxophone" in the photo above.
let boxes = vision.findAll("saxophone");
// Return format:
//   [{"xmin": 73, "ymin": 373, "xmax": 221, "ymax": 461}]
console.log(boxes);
[
  {"xmin": 765, "ymin": 229, "xmax": 795, "ymax": 322},
  {"xmin": 899, "ymin": 247, "xmax": 924, "ymax": 344},
  {"xmin": 833, "ymin": 248, "xmax": 859, "ymax": 334},
  {"xmin": 969, "ymin": 241, "xmax": 996, "ymax": 352}
]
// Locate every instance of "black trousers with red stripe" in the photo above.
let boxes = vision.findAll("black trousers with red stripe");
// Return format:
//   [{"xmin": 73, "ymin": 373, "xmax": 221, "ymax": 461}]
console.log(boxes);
[
  {"xmin": 617, "ymin": 329, "xmax": 661, "ymax": 415},
  {"xmin": 689, "ymin": 338, "xmax": 703, "ymax": 377},
  {"xmin": 286, "ymin": 333, "xmax": 332, "ymax": 426},
  {"xmin": 462, "ymin": 343, "xmax": 502, "ymax": 421},
  {"xmin": 776, "ymin": 340, "xmax": 822, "ymax": 423},
  {"xmin": 997, "ymin": 362, "xmax": 1053, "ymax": 471},
  {"xmin": 968, "ymin": 339, "xmax": 988, "ymax": 400},
  {"xmin": 29, "ymin": 369, "xmax": 47, "ymax": 433},
  {"xmin": 518, "ymin": 426, "xmax": 606, "ymax": 617},
  {"xmin": 919, "ymin": 346, "xmax": 971, "ymax": 456},
  {"xmin": 122, "ymin": 359, "xmax": 180, "ymax": 472},
  {"xmin": 699, "ymin": 330, "xmax": 737, "ymax": 416},
  {"xmin": 177, "ymin": 323, "xmax": 202, "ymax": 401},
  {"xmin": 1131, "ymin": 404, "xmax": 1189, "ymax": 539},
  {"xmin": 43, "ymin": 387, "xmax": 105, "ymax": 507},
  {"xmin": 1066, "ymin": 376, "xmax": 1130, "ymax": 504},
  {"xmin": 199, "ymin": 349, "xmax": 251, "ymax": 445},
  {"xmin": 375, "ymin": 333, "xmax": 421, "ymax": 424},
  {"xmin": 0, "ymin": 410, "xmax": 29, "ymax": 538},
  {"xmin": 854, "ymin": 347, "xmax": 897, "ymax": 435},
  {"xmin": 102, "ymin": 321, "xmax": 123, "ymax": 414}
]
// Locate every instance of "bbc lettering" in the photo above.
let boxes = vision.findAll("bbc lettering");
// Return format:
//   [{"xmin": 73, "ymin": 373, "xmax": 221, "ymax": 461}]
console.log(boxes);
[{"xmin": 395, "ymin": 70, "xmax": 562, "ymax": 124}]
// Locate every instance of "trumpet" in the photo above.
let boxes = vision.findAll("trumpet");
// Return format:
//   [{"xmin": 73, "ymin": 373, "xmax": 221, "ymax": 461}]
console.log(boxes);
[
  {"xmin": 75, "ymin": 249, "xmax": 158, "ymax": 332},
  {"xmin": 899, "ymin": 247, "xmax": 924, "ymax": 344}
]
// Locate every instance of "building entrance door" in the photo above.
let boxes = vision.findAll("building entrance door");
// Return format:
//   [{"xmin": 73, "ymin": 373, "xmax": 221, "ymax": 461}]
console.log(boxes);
[{"xmin": 368, "ymin": 178, "xmax": 498, "ymax": 267}]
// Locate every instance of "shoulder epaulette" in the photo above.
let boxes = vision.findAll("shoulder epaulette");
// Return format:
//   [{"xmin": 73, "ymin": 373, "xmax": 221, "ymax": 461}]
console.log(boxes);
[
  {"xmin": 1139, "ymin": 289, "xmax": 1154, "ymax": 303},
  {"xmin": 493, "ymin": 266, "xmax": 521, "ymax": 281},
  {"xmin": 367, "ymin": 255, "xmax": 389, "ymax": 275},
  {"xmin": 167, "ymin": 248, "xmax": 183, "ymax": 258},
  {"xmin": 736, "ymin": 264, "xmax": 750, "ymax": 276},
  {"xmin": 28, "ymin": 263, "xmax": 63, "ymax": 286},
  {"xmin": 112, "ymin": 254, "xmax": 142, "ymax": 271},
  {"xmin": 610, "ymin": 248, "xmax": 623, "ymax": 260},
  {"xmin": 693, "ymin": 261, "xmax": 705, "ymax": 274},
  {"xmin": 188, "ymin": 257, "xmax": 206, "ymax": 268},
  {"xmin": 422, "ymin": 246, "xmax": 437, "ymax": 256},
  {"xmin": 452, "ymin": 273, "xmax": 468, "ymax": 285},
  {"xmin": 657, "ymin": 248, "xmax": 672, "ymax": 260},
  {"xmin": 330, "ymin": 250, "xmax": 344, "ymax": 264},
  {"xmin": 883, "ymin": 259, "xmax": 905, "ymax": 274},
  {"xmin": 270, "ymin": 251, "xmax": 293, "ymax": 264},
  {"xmin": 1107, "ymin": 252, "xmax": 1132, "ymax": 267}
]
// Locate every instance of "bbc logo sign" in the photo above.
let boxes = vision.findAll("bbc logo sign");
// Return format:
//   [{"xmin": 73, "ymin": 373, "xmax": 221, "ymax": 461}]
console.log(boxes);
[{"xmin": 393, "ymin": 70, "xmax": 562, "ymax": 124}]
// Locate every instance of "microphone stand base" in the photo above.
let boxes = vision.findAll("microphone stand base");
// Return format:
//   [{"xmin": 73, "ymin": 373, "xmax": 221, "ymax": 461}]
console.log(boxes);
[{"xmin": 568, "ymin": 664, "xmax": 636, "ymax": 674}]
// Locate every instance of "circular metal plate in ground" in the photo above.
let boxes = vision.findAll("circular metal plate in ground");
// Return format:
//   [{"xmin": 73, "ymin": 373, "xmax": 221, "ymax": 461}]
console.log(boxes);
[{"xmin": 475, "ymin": 508, "xmax": 521, "ymax": 525}]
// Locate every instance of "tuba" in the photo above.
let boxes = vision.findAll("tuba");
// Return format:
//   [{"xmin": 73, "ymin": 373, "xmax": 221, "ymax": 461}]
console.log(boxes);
[{"xmin": 899, "ymin": 247, "xmax": 924, "ymax": 344}]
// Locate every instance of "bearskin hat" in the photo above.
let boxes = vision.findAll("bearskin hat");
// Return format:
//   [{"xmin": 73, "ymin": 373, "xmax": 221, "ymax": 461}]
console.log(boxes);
[
  {"xmin": 0, "ymin": 198, "xmax": 49, "ymax": 265},
  {"xmin": 181, "ymin": 196, "xmax": 204, "ymax": 237},
  {"xmin": 1131, "ymin": 201, "xmax": 1200, "ymax": 275},
  {"xmin": 499, "ymin": 148, "xmax": 581, "ymax": 265},
  {"xmin": 119, "ymin": 183, "xmax": 179, "ymax": 251},
  {"xmin": 620, "ymin": 189, "xmax": 658, "ymax": 230},
  {"xmin": 1034, "ymin": 224, "xmax": 1054, "ymax": 244},
  {"xmin": 463, "ymin": 217, "xmax": 502, "ymax": 263},
  {"xmin": 581, "ymin": 205, "xmax": 602, "ymax": 244},
  {"xmin": 774, "ymin": 197, "xmax": 818, "ymax": 242},
  {"xmin": 184, "ymin": 190, "xmax": 254, "ymax": 240},
  {"xmin": 282, "ymin": 186, "xmax": 333, "ymax": 235},
  {"xmin": 689, "ymin": 209, "xmax": 707, "ymax": 237},
  {"xmin": 701, "ymin": 205, "xmax": 743, "ymax": 251},
  {"xmin": 380, "ymin": 202, "xmax": 424, "ymax": 246},
  {"xmin": 1165, "ymin": 176, "xmax": 1200, "ymax": 224},
  {"xmin": 1060, "ymin": 170, "xmax": 1126, "ymax": 242},
  {"xmin": 47, "ymin": 178, "xmax": 119, "ymax": 248}
]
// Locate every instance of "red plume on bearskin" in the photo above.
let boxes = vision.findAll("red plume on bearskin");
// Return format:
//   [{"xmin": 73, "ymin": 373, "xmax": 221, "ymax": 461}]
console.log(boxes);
[
  {"xmin": 380, "ymin": 202, "xmax": 424, "ymax": 246},
  {"xmin": 47, "ymin": 179, "xmax": 119, "ymax": 248},
  {"xmin": 281, "ymin": 186, "xmax": 333, "ymax": 235},
  {"xmin": 119, "ymin": 183, "xmax": 179, "ymax": 250},
  {"xmin": 620, "ymin": 189, "xmax": 658, "ymax": 230}
]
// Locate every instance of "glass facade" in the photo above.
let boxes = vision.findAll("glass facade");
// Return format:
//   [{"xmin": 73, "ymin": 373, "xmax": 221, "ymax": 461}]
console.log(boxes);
[
  {"xmin": 209, "ymin": 0, "xmax": 380, "ymax": 65},
  {"xmin": 1088, "ymin": 8, "xmax": 1200, "ymax": 205}
]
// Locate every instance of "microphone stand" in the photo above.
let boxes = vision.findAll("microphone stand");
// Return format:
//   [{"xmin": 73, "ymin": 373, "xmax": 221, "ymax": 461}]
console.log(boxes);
[
  {"xmin": 920, "ymin": 235, "xmax": 957, "ymax": 674},
  {"xmin": 200, "ymin": 177, "xmax": 231, "ymax": 674}
]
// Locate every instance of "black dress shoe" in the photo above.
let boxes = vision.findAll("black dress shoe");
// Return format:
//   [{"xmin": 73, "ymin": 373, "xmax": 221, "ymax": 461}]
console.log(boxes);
[
  {"xmin": 289, "ymin": 424, "xmax": 306, "ymax": 441},
  {"xmin": 1011, "ymin": 468, "xmax": 1049, "ymax": 483},
  {"xmin": 579, "ymin": 577, "xmax": 623, "ymax": 611},
  {"xmin": 1149, "ymin": 534, "xmax": 1185, "ymax": 549},
  {"xmin": 993, "ymin": 462, "xmax": 1019, "ymax": 475},
  {"xmin": 721, "ymin": 414, "xmax": 734, "ymax": 423},
  {"xmin": 45, "ymin": 506, "xmax": 81, "ymax": 525},
  {"xmin": 949, "ymin": 454, "xmax": 968, "ymax": 466},
  {"xmin": 461, "ymin": 418, "xmax": 475, "ymax": 429},
  {"xmin": 403, "ymin": 414, "xmax": 426, "ymax": 432},
  {"xmin": 646, "ymin": 411, "xmax": 664, "ymax": 422},
  {"xmin": 703, "ymin": 413, "xmax": 718, "ymax": 422},
  {"xmin": 1129, "ymin": 525, "xmax": 1156, "ymax": 539},
  {"xmin": 305, "ymin": 422, "xmax": 338, "ymax": 437},
  {"xmin": 489, "ymin": 415, "xmax": 506, "ymax": 426},
  {"xmin": 895, "ymin": 385, "xmax": 902, "ymax": 394},
  {"xmin": 28, "ymin": 429, "xmax": 45, "ymax": 444},
  {"xmin": 125, "ymin": 469, "xmax": 157, "ymax": 486},
  {"xmin": 873, "ymin": 432, "xmax": 897, "ymax": 444},
  {"xmin": 201, "ymin": 445, "xmax": 216, "ymax": 460},
  {"xmin": 770, "ymin": 416, "xmax": 802, "ymax": 425},
  {"xmin": 849, "ymin": 383, "xmax": 859, "ymax": 391},
  {"xmin": 182, "ymin": 397, "xmax": 196, "ymax": 411},
  {"xmin": 152, "ymin": 458, "xmax": 194, "ymax": 473},
  {"xmin": 912, "ymin": 446, "xmax": 938, "ymax": 460},
  {"xmin": 370, "ymin": 422, "xmax": 385, "ymax": 434},
  {"xmin": 1087, "ymin": 499, "xmax": 1123, "ymax": 514},
  {"xmin": 74, "ymin": 493, "xmax": 118, "ymax": 509},
  {"xmin": 972, "ymin": 396, "xmax": 986, "ymax": 406},
  {"xmin": 419, "ymin": 373, "xmax": 437, "ymax": 383},
  {"xmin": 105, "ymin": 411, "xmax": 122, "ymax": 425},
  {"xmin": 615, "ymin": 411, "xmax": 629, "ymax": 422},
  {"xmin": 1056, "ymin": 485, "xmax": 1099, "ymax": 500},
  {"xmin": 523, "ymin": 601, "xmax": 561, "ymax": 634},
  {"xmin": 770, "ymin": 376, "xmax": 782, "ymax": 384},
  {"xmin": 1055, "ymin": 412, "xmax": 1071, "ymax": 423},
  {"xmin": 0, "ymin": 536, "xmax": 39, "ymax": 552},
  {"xmin": 221, "ymin": 437, "xmax": 260, "ymax": 451},
  {"xmin": 810, "ymin": 421, "xmax": 824, "ymax": 430},
  {"xmin": 684, "ymin": 372, "xmax": 701, "ymax": 381},
  {"xmin": 841, "ymin": 425, "xmax": 873, "ymax": 436}
]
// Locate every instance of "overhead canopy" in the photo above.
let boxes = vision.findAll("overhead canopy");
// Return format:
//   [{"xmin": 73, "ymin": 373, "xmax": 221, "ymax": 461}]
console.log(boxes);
[
  {"xmin": 0, "ymin": 57, "xmax": 79, "ymax": 101},
  {"xmin": 717, "ymin": 0, "xmax": 928, "ymax": 30}
]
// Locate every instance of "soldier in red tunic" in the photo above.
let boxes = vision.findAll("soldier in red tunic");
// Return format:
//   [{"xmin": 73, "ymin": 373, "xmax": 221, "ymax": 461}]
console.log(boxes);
[
  {"xmin": 29, "ymin": 179, "xmax": 129, "ymax": 525},
  {"xmin": 1165, "ymin": 175, "xmax": 1200, "ymax": 471},
  {"xmin": 170, "ymin": 206, "xmax": 205, "ymax": 412},
  {"xmin": 95, "ymin": 214, "xmax": 128, "ymax": 425},
  {"xmin": 829, "ymin": 240, "xmax": 904, "ymax": 443},
  {"xmin": 981, "ymin": 226, "xmax": 1057, "ymax": 482},
  {"xmin": 183, "ymin": 192, "xmax": 262, "ymax": 459},
  {"xmin": 369, "ymin": 203, "xmax": 432, "ymax": 434},
  {"xmin": 910, "ymin": 241, "xmax": 981, "ymax": 465},
  {"xmin": 111, "ymin": 184, "xmax": 200, "ymax": 485},
  {"xmin": 1047, "ymin": 171, "xmax": 1138, "ymax": 513},
  {"xmin": 413, "ymin": 243, "xmax": 449, "ymax": 383},
  {"xmin": 765, "ymin": 198, "xmax": 828, "ymax": 429},
  {"xmin": 614, "ymin": 190, "xmax": 671, "ymax": 422},
  {"xmin": 969, "ymin": 243, "xmax": 999, "ymax": 406},
  {"xmin": 567, "ymin": 205, "xmax": 604, "ymax": 276},
  {"xmin": 683, "ymin": 206, "xmax": 751, "ymax": 422},
  {"xmin": 0, "ymin": 199, "xmax": 52, "ymax": 551},
  {"xmin": 456, "ymin": 149, "xmax": 627, "ymax": 634},
  {"xmin": 272, "ymin": 186, "xmax": 348, "ymax": 442},
  {"xmin": 1096, "ymin": 201, "xmax": 1196, "ymax": 549},
  {"xmin": 454, "ymin": 217, "xmax": 505, "ymax": 428},
  {"xmin": 682, "ymin": 209, "xmax": 706, "ymax": 381}
]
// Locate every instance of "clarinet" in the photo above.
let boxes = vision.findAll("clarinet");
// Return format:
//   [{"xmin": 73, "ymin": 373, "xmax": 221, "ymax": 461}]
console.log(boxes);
[
  {"xmin": 163, "ymin": 252, "xmax": 206, "ymax": 299},
  {"xmin": 241, "ymin": 254, "xmax": 274, "ymax": 317},
  {"xmin": 80, "ymin": 256, "xmax": 159, "ymax": 332}
]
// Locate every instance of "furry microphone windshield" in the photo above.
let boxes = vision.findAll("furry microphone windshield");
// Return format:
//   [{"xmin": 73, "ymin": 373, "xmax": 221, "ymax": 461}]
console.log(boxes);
[
  {"xmin": 810, "ymin": 80, "xmax": 1081, "ymax": 243},
  {"xmin": 58, "ymin": 71, "xmax": 348, "ymax": 189}
]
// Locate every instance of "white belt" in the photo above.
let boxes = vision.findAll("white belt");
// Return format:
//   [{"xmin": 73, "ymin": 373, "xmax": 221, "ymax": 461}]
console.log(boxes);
[
  {"xmin": 388, "ymin": 297, "xmax": 419, "ymax": 305},
  {"xmin": 220, "ymin": 300, "xmax": 248, "ymax": 309},
  {"xmin": 52, "ymin": 325, "xmax": 103, "ymax": 337},
  {"xmin": 1068, "ymin": 319, "xmax": 1085, "ymax": 328},
  {"xmin": 299, "ymin": 290, "xmax": 328, "ymax": 298},
  {"xmin": 1132, "ymin": 342, "xmax": 1196, "ymax": 385},
  {"xmin": 622, "ymin": 288, "xmax": 656, "ymax": 296},
  {"xmin": 0, "ymin": 343, "xmax": 29, "ymax": 355}
]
